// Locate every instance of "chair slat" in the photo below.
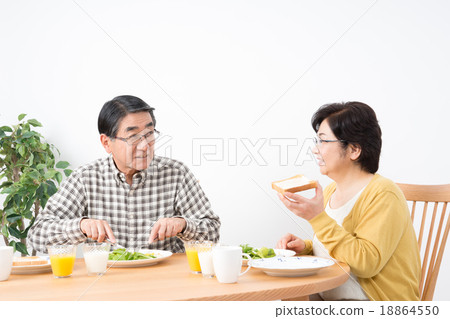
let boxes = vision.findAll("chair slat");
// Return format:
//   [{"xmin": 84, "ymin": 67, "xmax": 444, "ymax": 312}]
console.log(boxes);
[
  {"xmin": 423, "ymin": 209, "xmax": 450, "ymax": 301},
  {"xmin": 417, "ymin": 202, "xmax": 428, "ymax": 251},
  {"xmin": 396, "ymin": 183, "xmax": 450, "ymax": 301},
  {"xmin": 420, "ymin": 203, "xmax": 438, "ymax": 295},
  {"xmin": 411, "ymin": 201, "xmax": 417, "ymax": 223},
  {"xmin": 427, "ymin": 203, "xmax": 447, "ymax": 284}
]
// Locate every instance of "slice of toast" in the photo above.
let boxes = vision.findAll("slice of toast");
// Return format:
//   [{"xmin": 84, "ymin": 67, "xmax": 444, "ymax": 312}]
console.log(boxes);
[
  {"xmin": 13, "ymin": 256, "xmax": 48, "ymax": 266},
  {"xmin": 272, "ymin": 174, "xmax": 317, "ymax": 194}
]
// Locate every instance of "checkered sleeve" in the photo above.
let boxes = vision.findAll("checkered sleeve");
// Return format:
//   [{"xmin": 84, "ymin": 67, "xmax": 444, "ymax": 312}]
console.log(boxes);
[
  {"xmin": 174, "ymin": 167, "xmax": 221, "ymax": 242},
  {"xmin": 27, "ymin": 170, "xmax": 88, "ymax": 253}
]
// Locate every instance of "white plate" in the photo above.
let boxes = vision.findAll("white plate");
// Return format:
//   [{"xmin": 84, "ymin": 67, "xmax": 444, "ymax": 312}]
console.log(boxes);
[
  {"xmin": 107, "ymin": 249, "xmax": 173, "ymax": 268},
  {"xmin": 242, "ymin": 248, "xmax": 296, "ymax": 265},
  {"xmin": 11, "ymin": 256, "xmax": 52, "ymax": 275},
  {"xmin": 249, "ymin": 256, "xmax": 334, "ymax": 277}
]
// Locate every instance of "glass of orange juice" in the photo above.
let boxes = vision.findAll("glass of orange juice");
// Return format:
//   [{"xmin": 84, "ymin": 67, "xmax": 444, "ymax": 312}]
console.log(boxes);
[
  {"xmin": 47, "ymin": 244, "xmax": 77, "ymax": 278},
  {"xmin": 184, "ymin": 241, "xmax": 211, "ymax": 274}
]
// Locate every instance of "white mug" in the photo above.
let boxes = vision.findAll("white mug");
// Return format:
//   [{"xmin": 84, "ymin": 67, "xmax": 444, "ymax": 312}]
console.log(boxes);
[
  {"xmin": 212, "ymin": 246, "xmax": 251, "ymax": 284},
  {"xmin": 0, "ymin": 246, "xmax": 14, "ymax": 281}
]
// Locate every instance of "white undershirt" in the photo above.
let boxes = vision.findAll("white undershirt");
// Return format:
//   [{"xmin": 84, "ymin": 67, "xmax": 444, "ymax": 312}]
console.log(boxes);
[{"xmin": 312, "ymin": 187, "xmax": 369, "ymax": 301}]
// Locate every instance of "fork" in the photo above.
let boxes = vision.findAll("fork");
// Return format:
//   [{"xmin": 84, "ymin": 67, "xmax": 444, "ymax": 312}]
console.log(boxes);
[{"xmin": 106, "ymin": 240, "xmax": 136, "ymax": 253}]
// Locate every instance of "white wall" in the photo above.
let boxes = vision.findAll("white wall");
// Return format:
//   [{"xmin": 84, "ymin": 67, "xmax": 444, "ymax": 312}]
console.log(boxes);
[{"xmin": 1, "ymin": 0, "xmax": 449, "ymax": 300}]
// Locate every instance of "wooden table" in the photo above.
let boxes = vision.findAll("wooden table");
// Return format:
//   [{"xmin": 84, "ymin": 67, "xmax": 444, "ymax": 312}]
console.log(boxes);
[{"xmin": 1, "ymin": 254, "xmax": 350, "ymax": 301}]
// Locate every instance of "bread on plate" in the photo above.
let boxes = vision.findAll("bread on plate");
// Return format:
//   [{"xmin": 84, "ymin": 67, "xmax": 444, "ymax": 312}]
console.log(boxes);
[{"xmin": 13, "ymin": 256, "xmax": 48, "ymax": 266}]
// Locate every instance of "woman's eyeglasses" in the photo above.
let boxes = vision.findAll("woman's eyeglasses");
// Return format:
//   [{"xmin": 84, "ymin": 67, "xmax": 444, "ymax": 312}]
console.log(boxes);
[{"xmin": 313, "ymin": 136, "xmax": 347, "ymax": 146}]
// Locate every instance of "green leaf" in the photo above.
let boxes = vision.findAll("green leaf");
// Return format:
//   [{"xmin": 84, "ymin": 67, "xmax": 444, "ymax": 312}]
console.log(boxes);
[
  {"xmin": 46, "ymin": 180, "xmax": 57, "ymax": 197},
  {"xmin": 17, "ymin": 144, "xmax": 26, "ymax": 157},
  {"xmin": 23, "ymin": 195, "xmax": 36, "ymax": 212},
  {"xmin": 10, "ymin": 241, "xmax": 29, "ymax": 255},
  {"xmin": 14, "ymin": 194, "xmax": 22, "ymax": 206},
  {"xmin": 36, "ymin": 183, "xmax": 45, "ymax": 199},
  {"xmin": 3, "ymin": 195, "xmax": 14, "ymax": 208},
  {"xmin": 1, "ymin": 186, "xmax": 14, "ymax": 194},
  {"xmin": 8, "ymin": 226, "xmax": 26, "ymax": 239},
  {"xmin": 27, "ymin": 170, "xmax": 40, "ymax": 180},
  {"xmin": 36, "ymin": 163, "xmax": 47, "ymax": 170},
  {"xmin": 0, "ymin": 129, "xmax": 5, "ymax": 138},
  {"xmin": 27, "ymin": 119, "xmax": 42, "ymax": 127},
  {"xmin": 6, "ymin": 213, "xmax": 22, "ymax": 223},
  {"xmin": 18, "ymin": 113, "xmax": 27, "ymax": 121},
  {"xmin": 40, "ymin": 196, "xmax": 49, "ymax": 209},
  {"xmin": 44, "ymin": 170, "xmax": 56, "ymax": 180},
  {"xmin": 5, "ymin": 207, "xmax": 17, "ymax": 216},
  {"xmin": 64, "ymin": 169, "xmax": 72, "ymax": 177},
  {"xmin": 23, "ymin": 210, "xmax": 33, "ymax": 219},
  {"xmin": 16, "ymin": 242, "xmax": 29, "ymax": 255},
  {"xmin": 56, "ymin": 161, "xmax": 70, "ymax": 169},
  {"xmin": 0, "ymin": 181, "xmax": 13, "ymax": 189},
  {"xmin": 22, "ymin": 131, "xmax": 34, "ymax": 139},
  {"xmin": 0, "ymin": 125, "xmax": 13, "ymax": 132},
  {"xmin": 1, "ymin": 225, "xmax": 8, "ymax": 237},
  {"xmin": 28, "ymin": 153, "xmax": 34, "ymax": 165},
  {"xmin": 55, "ymin": 171, "xmax": 62, "ymax": 184}
]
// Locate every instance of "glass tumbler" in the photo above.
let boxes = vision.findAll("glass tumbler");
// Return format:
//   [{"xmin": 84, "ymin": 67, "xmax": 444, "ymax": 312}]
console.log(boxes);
[
  {"xmin": 47, "ymin": 244, "xmax": 77, "ymax": 278},
  {"xmin": 82, "ymin": 242, "xmax": 111, "ymax": 276}
]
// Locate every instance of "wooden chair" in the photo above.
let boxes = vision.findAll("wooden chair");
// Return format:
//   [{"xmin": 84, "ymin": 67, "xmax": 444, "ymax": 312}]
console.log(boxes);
[{"xmin": 396, "ymin": 183, "xmax": 450, "ymax": 301}]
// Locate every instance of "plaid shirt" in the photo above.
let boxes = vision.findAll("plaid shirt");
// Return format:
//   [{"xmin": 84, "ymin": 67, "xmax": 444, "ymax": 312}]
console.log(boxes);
[{"xmin": 28, "ymin": 155, "xmax": 221, "ymax": 253}]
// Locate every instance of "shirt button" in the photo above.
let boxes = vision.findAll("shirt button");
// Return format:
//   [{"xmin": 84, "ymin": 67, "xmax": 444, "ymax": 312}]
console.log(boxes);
[
  {"xmin": 129, "ymin": 190, "xmax": 134, "ymax": 195},
  {"xmin": 129, "ymin": 214, "xmax": 135, "ymax": 218}
]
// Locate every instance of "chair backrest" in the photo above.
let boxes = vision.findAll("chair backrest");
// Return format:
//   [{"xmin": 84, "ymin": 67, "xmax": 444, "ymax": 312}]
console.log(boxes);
[{"xmin": 396, "ymin": 183, "xmax": 450, "ymax": 301}]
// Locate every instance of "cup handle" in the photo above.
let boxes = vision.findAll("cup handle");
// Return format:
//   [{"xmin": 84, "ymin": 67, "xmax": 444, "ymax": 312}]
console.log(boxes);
[{"xmin": 239, "ymin": 253, "xmax": 252, "ymax": 276}]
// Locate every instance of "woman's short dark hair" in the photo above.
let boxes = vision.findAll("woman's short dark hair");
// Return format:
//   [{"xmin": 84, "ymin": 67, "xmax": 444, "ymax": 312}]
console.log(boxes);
[
  {"xmin": 311, "ymin": 101, "xmax": 382, "ymax": 174},
  {"xmin": 98, "ymin": 95, "xmax": 156, "ymax": 137}
]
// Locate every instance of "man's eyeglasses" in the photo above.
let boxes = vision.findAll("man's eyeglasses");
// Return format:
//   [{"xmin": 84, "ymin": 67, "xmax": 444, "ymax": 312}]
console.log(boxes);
[
  {"xmin": 114, "ymin": 129, "xmax": 161, "ymax": 146},
  {"xmin": 313, "ymin": 136, "xmax": 347, "ymax": 146}
]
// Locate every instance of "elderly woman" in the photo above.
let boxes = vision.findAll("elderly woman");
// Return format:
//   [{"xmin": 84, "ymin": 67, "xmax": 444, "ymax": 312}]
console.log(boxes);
[{"xmin": 276, "ymin": 102, "xmax": 420, "ymax": 301}]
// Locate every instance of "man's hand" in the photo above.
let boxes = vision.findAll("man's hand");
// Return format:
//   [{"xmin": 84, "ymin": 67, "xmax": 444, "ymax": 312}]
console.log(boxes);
[
  {"xmin": 80, "ymin": 219, "xmax": 116, "ymax": 243},
  {"xmin": 277, "ymin": 183, "xmax": 325, "ymax": 220},
  {"xmin": 148, "ymin": 217, "xmax": 186, "ymax": 243},
  {"xmin": 276, "ymin": 233, "xmax": 306, "ymax": 254}
]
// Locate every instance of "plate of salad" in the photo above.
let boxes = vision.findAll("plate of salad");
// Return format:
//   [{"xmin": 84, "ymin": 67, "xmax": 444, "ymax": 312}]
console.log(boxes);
[
  {"xmin": 240, "ymin": 244, "xmax": 295, "ymax": 265},
  {"xmin": 107, "ymin": 248, "xmax": 173, "ymax": 268}
]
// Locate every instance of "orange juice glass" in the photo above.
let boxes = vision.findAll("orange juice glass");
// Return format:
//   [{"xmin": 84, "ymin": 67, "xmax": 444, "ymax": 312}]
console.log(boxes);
[
  {"xmin": 47, "ymin": 245, "xmax": 77, "ymax": 278},
  {"xmin": 184, "ymin": 241, "xmax": 211, "ymax": 274}
]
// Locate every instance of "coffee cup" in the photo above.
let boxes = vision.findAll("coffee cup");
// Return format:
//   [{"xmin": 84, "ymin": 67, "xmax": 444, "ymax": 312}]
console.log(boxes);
[
  {"xmin": 0, "ymin": 246, "xmax": 14, "ymax": 281},
  {"xmin": 212, "ymin": 246, "xmax": 251, "ymax": 284}
]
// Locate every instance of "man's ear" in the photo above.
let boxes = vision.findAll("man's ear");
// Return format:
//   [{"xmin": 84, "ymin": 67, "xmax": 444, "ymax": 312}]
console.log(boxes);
[
  {"xmin": 349, "ymin": 143, "xmax": 362, "ymax": 161},
  {"xmin": 100, "ymin": 134, "xmax": 112, "ymax": 154}
]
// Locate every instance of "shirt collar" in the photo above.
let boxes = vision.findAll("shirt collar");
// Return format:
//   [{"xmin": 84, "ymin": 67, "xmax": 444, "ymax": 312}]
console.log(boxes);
[
  {"xmin": 108, "ymin": 155, "xmax": 158, "ymax": 186},
  {"xmin": 108, "ymin": 156, "xmax": 124, "ymax": 185}
]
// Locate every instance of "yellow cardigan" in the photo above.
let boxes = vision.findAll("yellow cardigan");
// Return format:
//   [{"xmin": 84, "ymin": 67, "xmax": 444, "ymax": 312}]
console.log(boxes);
[{"xmin": 302, "ymin": 174, "xmax": 421, "ymax": 301}]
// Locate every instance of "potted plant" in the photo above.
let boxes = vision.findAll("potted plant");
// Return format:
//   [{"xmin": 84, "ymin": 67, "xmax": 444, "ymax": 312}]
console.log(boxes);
[{"xmin": 0, "ymin": 114, "xmax": 72, "ymax": 256}]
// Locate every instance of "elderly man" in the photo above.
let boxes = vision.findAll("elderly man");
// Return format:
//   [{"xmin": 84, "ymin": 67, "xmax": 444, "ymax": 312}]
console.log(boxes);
[{"xmin": 29, "ymin": 95, "xmax": 220, "ymax": 253}]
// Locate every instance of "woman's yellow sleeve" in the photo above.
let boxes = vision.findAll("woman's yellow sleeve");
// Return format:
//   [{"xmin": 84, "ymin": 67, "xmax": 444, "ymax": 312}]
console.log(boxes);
[
  {"xmin": 308, "ymin": 190, "xmax": 409, "ymax": 278},
  {"xmin": 298, "ymin": 239, "xmax": 313, "ymax": 255}
]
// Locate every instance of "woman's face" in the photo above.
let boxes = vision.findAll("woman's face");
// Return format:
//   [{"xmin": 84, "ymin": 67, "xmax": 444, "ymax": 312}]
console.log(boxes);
[{"xmin": 313, "ymin": 119, "xmax": 351, "ymax": 178}]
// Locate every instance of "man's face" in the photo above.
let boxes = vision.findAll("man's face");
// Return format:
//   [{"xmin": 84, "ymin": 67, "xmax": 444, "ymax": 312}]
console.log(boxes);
[{"xmin": 102, "ymin": 112, "xmax": 155, "ymax": 175}]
